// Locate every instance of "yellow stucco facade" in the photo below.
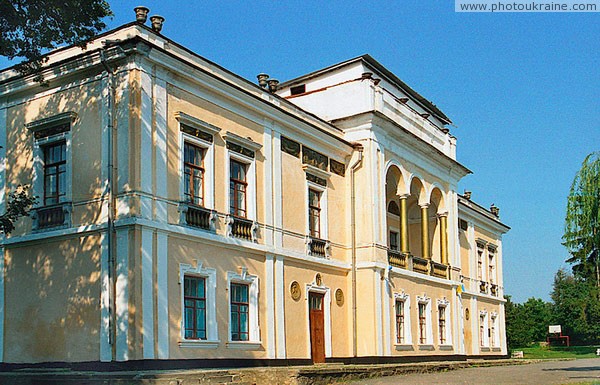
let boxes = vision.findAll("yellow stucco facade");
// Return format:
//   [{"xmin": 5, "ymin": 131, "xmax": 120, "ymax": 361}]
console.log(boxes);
[{"xmin": 0, "ymin": 21, "xmax": 509, "ymax": 365}]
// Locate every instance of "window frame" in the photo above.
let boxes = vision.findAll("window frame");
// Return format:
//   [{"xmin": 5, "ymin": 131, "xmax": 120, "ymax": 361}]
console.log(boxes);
[
  {"xmin": 393, "ymin": 292, "xmax": 411, "ymax": 346},
  {"xmin": 179, "ymin": 129, "xmax": 215, "ymax": 210},
  {"xmin": 436, "ymin": 298, "xmax": 452, "ymax": 347},
  {"xmin": 490, "ymin": 312, "xmax": 500, "ymax": 348},
  {"xmin": 178, "ymin": 262, "xmax": 218, "ymax": 348},
  {"xmin": 183, "ymin": 275, "xmax": 207, "ymax": 340},
  {"xmin": 227, "ymin": 270, "xmax": 260, "ymax": 348},
  {"xmin": 479, "ymin": 310, "xmax": 489, "ymax": 348},
  {"xmin": 308, "ymin": 187, "xmax": 322, "ymax": 238},
  {"xmin": 416, "ymin": 295, "xmax": 433, "ymax": 346},
  {"xmin": 183, "ymin": 141, "xmax": 206, "ymax": 207},
  {"xmin": 33, "ymin": 130, "xmax": 72, "ymax": 207},
  {"xmin": 389, "ymin": 229, "xmax": 400, "ymax": 251},
  {"xmin": 229, "ymin": 158, "xmax": 249, "ymax": 218},
  {"xmin": 305, "ymin": 179, "xmax": 328, "ymax": 240}
]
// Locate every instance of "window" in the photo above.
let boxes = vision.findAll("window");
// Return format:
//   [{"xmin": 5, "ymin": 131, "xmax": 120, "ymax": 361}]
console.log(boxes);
[
  {"xmin": 230, "ymin": 283, "xmax": 250, "ymax": 341},
  {"xmin": 309, "ymin": 188, "xmax": 322, "ymax": 238},
  {"xmin": 390, "ymin": 231, "xmax": 399, "ymax": 251},
  {"xmin": 290, "ymin": 84, "xmax": 306, "ymax": 95},
  {"xmin": 418, "ymin": 303, "xmax": 427, "ymax": 344},
  {"xmin": 183, "ymin": 142, "xmax": 205, "ymax": 206},
  {"xmin": 179, "ymin": 262, "xmax": 218, "ymax": 347},
  {"xmin": 227, "ymin": 270, "xmax": 260, "ymax": 347},
  {"xmin": 43, "ymin": 141, "xmax": 67, "ymax": 206},
  {"xmin": 229, "ymin": 160, "xmax": 247, "ymax": 217},
  {"xmin": 395, "ymin": 300, "xmax": 405, "ymax": 344},
  {"xmin": 438, "ymin": 305, "xmax": 446, "ymax": 345},
  {"xmin": 488, "ymin": 247, "xmax": 496, "ymax": 284},
  {"xmin": 477, "ymin": 246, "xmax": 484, "ymax": 281},
  {"xmin": 184, "ymin": 276, "xmax": 206, "ymax": 340},
  {"xmin": 491, "ymin": 313, "xmax": 499, "ymax": 348},
  {"xmin": 480, "ymin": 312, "xmax": 489, "ymax": 347}
]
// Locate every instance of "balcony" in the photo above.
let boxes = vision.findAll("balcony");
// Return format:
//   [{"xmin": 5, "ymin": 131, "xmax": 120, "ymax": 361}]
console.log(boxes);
[
  {"xmin": 228, "ymin": 216, "xmax": 256, "ymax": 241},
  {"xmin": 490, "ymin": 283, "xmax": 498, "ymax": 296},
  {"xmin": 412, "ymin": 256, "xmax": 430, "ymax": 275},
  {"xmin": 480, "ymin": 280, "xmax": 488, "ymax": 294},
  {"xmin": 388, "ymin": 249, "xmax": 407, "ymax": 269},
  {"xmin": 306, "ymin": 236, "xmax": 330, "ymax": 259},
  {"xmin": 32, "ymin": 203, "xmax": 71, "ymax": 230},
  {"xmin": 180, "ymin": 204, "xmax": 216, "ymax": 230},
  {"xmin": 431, "ymin": 262, "xmax": 448, "ymax": 279}
]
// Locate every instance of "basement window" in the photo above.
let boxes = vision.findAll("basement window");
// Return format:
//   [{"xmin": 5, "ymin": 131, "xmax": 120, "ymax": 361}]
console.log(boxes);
[{"xmin": 290, "ymin": 84, "xmax": 306, "ymax": 95}]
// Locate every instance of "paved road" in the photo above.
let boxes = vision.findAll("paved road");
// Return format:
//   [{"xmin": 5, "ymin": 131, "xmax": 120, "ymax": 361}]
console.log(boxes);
[{"xmin": 348, "ymin": 358, "xmax": 600, "ymax": 385}]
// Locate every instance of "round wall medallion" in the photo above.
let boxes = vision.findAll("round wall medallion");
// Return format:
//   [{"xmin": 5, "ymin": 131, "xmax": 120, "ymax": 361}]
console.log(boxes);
[
  {"xmin": 335, "ymin": 288, "xmax": 344, "ymax": 306},
  {"xmin": 290, "ymin": 281, "xmax": 301, "ymax": 301},
  {"xmin": 465, "ymin": 308, "xmax": 470, "ymax": 320},
  {"xmin": 315, "ymin": 273, "xmax": 322, "ymax": 286}
]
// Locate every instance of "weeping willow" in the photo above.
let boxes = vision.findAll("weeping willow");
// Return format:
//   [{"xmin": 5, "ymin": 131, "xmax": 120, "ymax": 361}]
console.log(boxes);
[{"xmin": 563, "ymin": 152, "xmax": 600, "ymax": 288}]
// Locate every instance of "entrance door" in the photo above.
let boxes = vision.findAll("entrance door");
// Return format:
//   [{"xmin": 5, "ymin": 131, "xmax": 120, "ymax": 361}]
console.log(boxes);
[{"xmin": 309, "ymin": 292, "xmax": 325, "ymax": 364}]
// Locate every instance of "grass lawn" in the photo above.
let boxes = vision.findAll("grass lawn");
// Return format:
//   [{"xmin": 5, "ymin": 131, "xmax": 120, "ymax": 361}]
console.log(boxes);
[{"xmin": 515, "ymin": 344, "xmax": 600, "ymax": 359}]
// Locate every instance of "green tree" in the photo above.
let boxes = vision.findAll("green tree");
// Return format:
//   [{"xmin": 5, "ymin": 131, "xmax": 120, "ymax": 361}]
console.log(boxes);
[
  {"xmin": 551, "ymin": 268, "xmax": 600, "ymax": 345},
  {"xmin": 0, "ymin": 0, "xmax": 112, "ymax": 81},
  {"xmin": 563, "ymin": 152, "xmax": 600, "ymax": 287},
  {"xmin": 505, "ymin": 295, "xmax": 552, "ymax": 349},
  {"xmin": 0, "ymin": 185, "xmax": 36, "ymax": 235}
]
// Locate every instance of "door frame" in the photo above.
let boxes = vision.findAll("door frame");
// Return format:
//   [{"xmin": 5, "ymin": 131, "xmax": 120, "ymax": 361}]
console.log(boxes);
[{"xmin": 306, "ymin": 284, "xmax": 332, "ymax": 359}]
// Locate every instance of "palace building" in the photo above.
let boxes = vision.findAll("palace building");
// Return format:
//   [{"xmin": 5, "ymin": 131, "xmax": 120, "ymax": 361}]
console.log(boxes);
[{"xmin": 0, "ymin": 13, "xmax": 509, "ymax": 365}]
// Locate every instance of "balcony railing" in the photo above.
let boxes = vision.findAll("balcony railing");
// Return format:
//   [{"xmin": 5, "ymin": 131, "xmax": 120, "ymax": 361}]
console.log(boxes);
[
  {"xmin": 412, "ymin": 256, "xmax": 430, "ymax": 274},
  {"xmin": 490, "ymin": 283, "xmax": 498, "ymax": 296},
  {"xmin": 431, "ymin": 262, "xmax": 448, "ymax": 279},
  {"xmin": 388, "ymin": 249, "xmax": 407, "ymax": 269},
  {"xmin": 480, "ymin": 280, "xmax": 488, "ymax": 294},
  {"xmin": 307, "ymin": 236, "xmax": 330, "ymax": 258},
  {"xmin": 182, "ymin": 204, "xmax": 215, "ymax": 230},
  {"xmin": 230, "ymin": 216, "xmax": 255, "ymax": 241},
  {"xmin": 32, "ymin": 203, "xmax": 71, "ymax": 230}
]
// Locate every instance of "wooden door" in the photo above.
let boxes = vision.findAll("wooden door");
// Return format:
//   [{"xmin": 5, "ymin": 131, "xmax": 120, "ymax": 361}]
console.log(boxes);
[{"xmin": 309, "ymin": 292, "xmax": 325, "ymax": 364}]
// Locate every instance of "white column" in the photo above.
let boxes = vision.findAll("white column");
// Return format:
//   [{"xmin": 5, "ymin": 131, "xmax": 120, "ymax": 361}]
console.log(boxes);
[
  {"xmin": 468, "ymin": 222, "xmax": 477, "ymax": 291},
  {"xmin": 116, "ymin": 71, "xmax": 131, "ymax": 217},
  {"xmin": 115, "ymin": 228, "xmax": 129, "ymax": 361},
  {"xmin": 154, "ymin": 73, "xmax": 168, "ymax": 223},
  {"xmin": 140, "ymin": 68, "xmax": 153, "ymax": 219},
  {"xmin": 374, "ymin": 269, "xmax": 383, "ymax": 356},
  {"xmin": 273, "ymin": 132, "xmax": 283, "ymax": 249},
  {"xmin": 141, "ymin": 227, "xmax": 155, "ymax": 359},
  {"xmin": 263, "ymin": 126, "xmax": 274, "ymax": 246},
  {"xmin": 0, "ymin": 247, "xmax": 4, "ymax": 362},
  {"xmin": 275, "ymin": 255, "xmax": 286, "ymax": 358},
  {"xmin": 471, "ymin": 296, "xmax": 479, "ymax": 355},
  {"xmin": 265, "ymin": 254, "xmax": 276, "ymax": 358},
  {"xmin": 499, "ymin": 302, "xmax": 507, "ymax": 355},
  {"xmin": 0, "ymin": 103, "xmax": 7, "ymax": 215},
  {"xmin": 156, "ymin": 230, "xmax": 169, "ymax": 358},
  {"xmin": 100, "ymin": 232, "xmax": 111, "ymax": 361},
  {"xmin": 100, "ymin": 75, "xmax": 110, "ymax": 223},
  {"xmin": 383, "ymin": 275, "xmax": 391, "ymax": 355}
]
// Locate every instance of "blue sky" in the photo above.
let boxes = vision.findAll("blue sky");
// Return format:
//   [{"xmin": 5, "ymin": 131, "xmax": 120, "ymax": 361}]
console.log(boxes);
[{"xmin": 2, "ymin": 1, "xmax": 598, "ymax": 302}]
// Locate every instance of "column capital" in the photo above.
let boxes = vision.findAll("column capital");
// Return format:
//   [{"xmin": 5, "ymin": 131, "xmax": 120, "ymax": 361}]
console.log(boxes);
[
  {"xmin": 397, "ymin": 193, "xmax": 410, "ymax": 200},
  {"xmin": 419, "ymin": 203, "xmax": 430, "ymax": 209},
  {"xmin": 437, "ymin": 211, "xmax": 449, "ymax": 218}
]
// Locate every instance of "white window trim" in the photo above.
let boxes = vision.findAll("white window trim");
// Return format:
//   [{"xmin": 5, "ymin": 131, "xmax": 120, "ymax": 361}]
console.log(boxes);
[
  {"xmin": 226, "ymin": 269, "xmax": 260, "ymax": 349},
  {"xmin": 480, "ymin": 310, "xmax": 490, "ymax": 348},
  {"xmin": 306, "ymin": 283, "xmax": 332, "ymax": 358},
  {"xmin": 305, "ymin": 181, "xmax": 328, "ymax": 240},
  {"xmin": 416, "ymin": 295, "xmax": 433, "ymax": 346},
  {"xmin": 226, "ymin": 150, "xmax": 257, "ymax": 221},
  {"xmin": 488, "ymin": 246, "xmax": 497, "ymax": 284},
  {"xmin": 32, "ymin": 131, "xmax": 73, "ymax": 206},
  {"xmin": 179, "ymin": 131, "xmax": 215, "ymax": 209},
  {"xmin": 394, "ymin": 292, "xmax": 412, "ymax": 347},
  {"xmin": 437, "ymin": 298, "xmax": 452, "ymax": 347},
  {"xmin": 490, "ymin": 311, "xmax": 500, "ymax": 348},
  {"xmin": 178, "ymin": 261, "xmax": 219, "ymax": 348}
]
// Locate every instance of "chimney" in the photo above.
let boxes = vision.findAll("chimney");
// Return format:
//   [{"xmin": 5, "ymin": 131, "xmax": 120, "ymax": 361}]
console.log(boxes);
[
  {"xmin": 257, "ymin": 73, "xmax": 269, "ymax": 88},
  {"xmin": 267, "ymin": 79, "xmax": 279, "ymax": 93},
  {"xmin": 150, "ymin": 15, "xmax": 165, "ymax": 33},
  {"xmin": 134, "ymin": 6, "xmax": 149, "ymax": 23}
]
